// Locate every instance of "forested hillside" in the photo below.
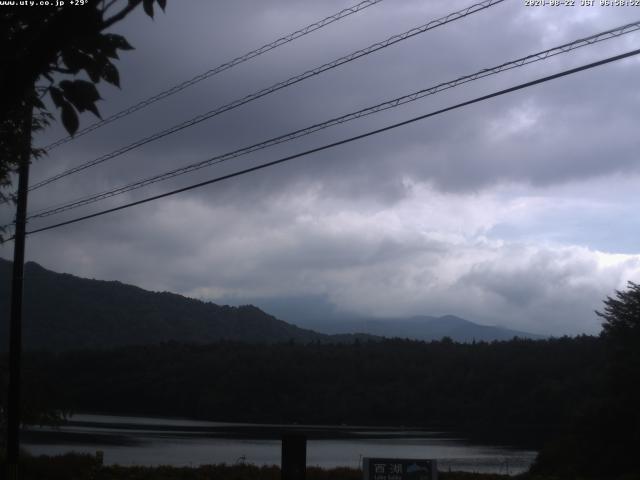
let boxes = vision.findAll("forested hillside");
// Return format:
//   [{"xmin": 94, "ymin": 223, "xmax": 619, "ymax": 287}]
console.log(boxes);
[
  {"xmin": 300, "ymin": 315, "xmax": 543, "ymax": 342},
  {"xmin": 0, "ymin": 259, "xmax": 368, "ymax": 349},
  {"xmin": 0, "ymin": 259, "xmax": 538, "ymax": 349},
  {"xmin": 17, "ymin": 336, "xmax": 603, "ymax": 445}
]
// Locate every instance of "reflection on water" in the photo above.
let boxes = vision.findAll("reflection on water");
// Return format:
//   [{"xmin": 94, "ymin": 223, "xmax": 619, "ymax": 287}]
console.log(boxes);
[{"xmin": 23, "ymin": 414, "xmax": 537, "ymax": 475}]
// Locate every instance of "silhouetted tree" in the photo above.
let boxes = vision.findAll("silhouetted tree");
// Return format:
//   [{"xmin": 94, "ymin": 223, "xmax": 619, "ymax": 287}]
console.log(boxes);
[
  {"xmin": 0, "ymin": 0, "xmax": 168, "ymax": 438},
  {"xmin": 598, "ymin": 281, "xmax": 640, "ymax": 366},
  {"xmin": 533, "ymin": 282, "xmax": 640, "ymax": 478},
  {"xmin": 596, "ymin": 281, "xmax": 640, "ymax": 475},
  {"xmin": 0, "ymin": 0, "xmax": 167, "ymax": 210}
]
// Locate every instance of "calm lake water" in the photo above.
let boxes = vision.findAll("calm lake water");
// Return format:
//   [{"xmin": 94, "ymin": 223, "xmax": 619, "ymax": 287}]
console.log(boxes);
[{"xmin": 23, "ymin": 414, "xmax": 537, "ymax": 475}]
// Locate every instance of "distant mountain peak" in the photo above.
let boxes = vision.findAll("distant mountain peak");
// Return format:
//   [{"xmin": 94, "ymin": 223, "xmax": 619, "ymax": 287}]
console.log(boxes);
[
  {"xmin": 0, "ymin": 258, "xmax": 542, "ymax": 348},
  {"xmin": 295, "ymin": 314, "xmax": 544, "ymax": 343}
]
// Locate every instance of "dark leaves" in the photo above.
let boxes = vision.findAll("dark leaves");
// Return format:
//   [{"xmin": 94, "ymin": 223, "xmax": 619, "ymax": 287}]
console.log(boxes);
[
  {"xmin": 61, "ymin": 37, "xmax": 125, "ymax": 87},
  {"xmin": 59, "ymin": 79, "xmax": 101, "ymax": 119},
  {"xmin": 51, "ymin": 79, "xmax": 102, "ymax": 134},
  {"xmin": 97, "ymin": 35, "xmax": 119, "ymax": 59},
  {"xmin": 49, "ymin": 87, "xmax": 65, "ymax": 108},
  {"xmin": 143, "ymin": 0, "xmax": 154, "ymax": 18},
  {"xmin": 102, "ymin": 33, "xmax": 134, "ymax": 51},
  {"xmin": 8, "ymin": 0, "xmax": 167, "ymax": 139},
  {"xmin": 32, "ymin": 97, "xmax": 46, "ymax": 111},
  {"xmin": 83, "ymin": 57, "xmax": 102, "ymax": 83},
  {"xmin": 61, "ymin": 48, "xmax": 87, "ymax": 74},
  {"xmin": 101, "ymin": 62, "xmax": 120, "ymax": 88},
  {"xmin": 60, "ymin": 102, "xmax": 79, "ymax": 136}
]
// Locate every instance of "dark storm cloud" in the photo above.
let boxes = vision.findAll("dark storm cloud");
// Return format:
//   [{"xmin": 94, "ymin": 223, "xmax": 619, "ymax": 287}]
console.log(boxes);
[
  {"xmin": 3, "ymin": 0, "xmax": 640, "ymax": 335},
  {"xmin": 25, "ymin": 0, "xmax": 640, "ymax": 204}
]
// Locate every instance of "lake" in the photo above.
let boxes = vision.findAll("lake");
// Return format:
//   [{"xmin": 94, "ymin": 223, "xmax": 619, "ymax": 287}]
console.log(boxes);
[{"xmin": 23, "ymin": 414, "xmax": 537, "ymax": 475}]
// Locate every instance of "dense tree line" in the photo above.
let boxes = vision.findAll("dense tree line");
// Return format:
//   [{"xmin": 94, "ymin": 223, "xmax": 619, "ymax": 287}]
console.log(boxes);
[
  {"xmin": 1, "ymin": 266, "xmax": 637, "ymax": 477},
  {"xmin": 531, "ymin": 283, "xmax": 640, "ymax": 478},
  {"xmin": 13, "ymin": 336, "xmax": 603, "ymax": 445}
]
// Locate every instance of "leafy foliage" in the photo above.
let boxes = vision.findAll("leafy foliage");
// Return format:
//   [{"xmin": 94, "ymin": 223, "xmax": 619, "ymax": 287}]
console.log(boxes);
[
  {"xmin": 598, "ymin": 281, "xmax": 640, "ymax": 349},
  {"xmin": 0, "ymin": 96, "xmax": 50, "ymax": 207},
  {"xmin": 0, "ymin": 0, "xmax": 167, "ymax": 211},
  {"xmin": 532, "ymin": 282, "xmax": 640, "ymax": 478}
]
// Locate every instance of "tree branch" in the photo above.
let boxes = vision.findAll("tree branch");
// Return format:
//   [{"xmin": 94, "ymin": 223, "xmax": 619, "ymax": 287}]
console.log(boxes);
[
  {"xmin": 102, "ymin": 0, "xmax": 121, "ymax": 15},
  {"xmin": 102, "ymin": 1, "xmax": 141, "ymax": 30},
  {"xmin": 51, "ymin": 66, "xmax": 74, "ymax": 74}
]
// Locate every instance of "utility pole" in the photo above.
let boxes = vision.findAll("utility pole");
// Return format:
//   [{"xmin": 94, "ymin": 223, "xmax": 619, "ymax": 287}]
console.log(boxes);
[
  {"xmin": 6, "ymin": 102, "xmax": 33, "ymax": 480},
  {"xmin": 282, "ymin": 433, "xmax": 307, "ymax": 480}
]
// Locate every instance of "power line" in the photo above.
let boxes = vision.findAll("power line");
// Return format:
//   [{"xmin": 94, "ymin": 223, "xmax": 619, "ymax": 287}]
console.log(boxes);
[
  {"xmin": 30, "ymin": 0, "xmax": 505, "ymax": 191},
  {"xmin": 23, "ymin": 47, "xmax": 640, "ymax": 237},
  {"xmin": 25, "ymin": 20, "xmax": 640, "ymax": 221},
  {"xmin": 42, "ymin": 0, "xmax": 386, "ymax": 152}
]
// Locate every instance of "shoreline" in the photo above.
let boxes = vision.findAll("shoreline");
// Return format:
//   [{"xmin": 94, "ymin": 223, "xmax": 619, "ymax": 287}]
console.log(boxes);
[
  {"xmin": 20, "ymin": 413, "xmax": 538, "ymax": 475},
  {"xmin": 7, "ymin": 453, "xmax": 531, "ymax": 479}
]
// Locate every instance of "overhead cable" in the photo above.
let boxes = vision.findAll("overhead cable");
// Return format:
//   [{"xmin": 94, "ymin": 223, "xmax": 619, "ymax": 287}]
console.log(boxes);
[
  {"xmin": 42, "ymin": 0, "xmax": 386, "ymax": 151},
  {"xmin": 23, "ymin": 47, "xmax": 640, "ymax": 237},
  {"xmin": 30, "ymin": 0, "xmax": 505, "ymax": 191},
  {"xmin": 26, "ymin": 20, "xmax": 640, "ymax": 220}
]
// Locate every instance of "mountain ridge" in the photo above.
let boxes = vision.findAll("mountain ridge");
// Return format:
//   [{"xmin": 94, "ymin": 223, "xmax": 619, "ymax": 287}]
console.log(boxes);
[
  {"xmin": 0, "ymin": 258, "xmax": 371, "ymax": 350},
  {"xmin": 0, "ymin": 258, "xmax": 542, "ymax": 350},
  {"xmin": 297, "ymin": 314, "xmax": 544, "ymax": 342}
]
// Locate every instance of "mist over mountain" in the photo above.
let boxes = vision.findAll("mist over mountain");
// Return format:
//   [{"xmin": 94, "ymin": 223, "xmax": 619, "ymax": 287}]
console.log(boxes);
[
  {"xmin": 0, "ymin": 259, "xmax": 541, "ymax": 351},
  {"xmin": 302, "ymin": 315, "xmax": 544, "ymax": 342},
  {"xmin": 223, "ymin": 294, "xmax": 544, "ymax": 342},
  {"xmin": 0, "ymin": 259, "xmax": 369, "ymax": 351}
]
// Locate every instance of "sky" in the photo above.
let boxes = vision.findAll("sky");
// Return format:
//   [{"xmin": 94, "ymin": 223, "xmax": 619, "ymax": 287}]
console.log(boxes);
[{"xmin": 2, "ymin": 0, "xmax": 640, "ymax": 335}]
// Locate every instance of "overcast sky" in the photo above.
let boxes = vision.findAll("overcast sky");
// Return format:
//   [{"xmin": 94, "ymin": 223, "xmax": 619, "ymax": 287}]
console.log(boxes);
[{"xmin": 2, "ymin": 0, "xmax": 640, "ymax": 335}]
